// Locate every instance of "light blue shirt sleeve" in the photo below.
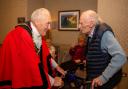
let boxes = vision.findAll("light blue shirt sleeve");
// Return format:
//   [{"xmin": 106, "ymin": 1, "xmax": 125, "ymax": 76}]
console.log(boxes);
[
  {"xmin": 51, "ymin": 58, "xmax": 58, "ymax": 68},
  {"xmin": 99, "ymin": 31, "xmax": 127, "ymax": 84}
]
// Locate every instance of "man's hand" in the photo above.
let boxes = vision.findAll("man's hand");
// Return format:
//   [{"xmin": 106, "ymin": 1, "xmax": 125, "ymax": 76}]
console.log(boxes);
[
  {"xmin": 91, "ymin": 77, "xmax": 103, "ymax": 89},
  {"xmin": 53, "ymin": 77, "xmax": 64, "ymax": 87},
  {"xmin": 56, "ymin": 66, "xmax": 66, "ymax": 77}
]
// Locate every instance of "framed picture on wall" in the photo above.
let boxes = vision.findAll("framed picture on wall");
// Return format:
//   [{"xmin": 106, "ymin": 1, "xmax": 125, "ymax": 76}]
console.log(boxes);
[{"xmin": 58, "ymin": 10, "xmax": 80, "ymax": 31}]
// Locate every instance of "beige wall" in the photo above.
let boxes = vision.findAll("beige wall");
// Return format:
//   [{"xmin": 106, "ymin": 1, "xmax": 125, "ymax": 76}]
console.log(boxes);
[
  {"xmin": 98, "ymin": 0, "xmax": 128, "ymax": 89},
  {"xmin": 44, "ymin": 0, "xmax": 97, "ymax": 45},
  {"xmin": 98, "ymin": 0, "xmax": 128, "ymax": 55},
  {"xmin": 27, "ymin": 0, "xmax": 45, "ymax": 20},
  {"xmin": 0, "ymin": 0, "xmax": 44, "ymax": 44},
  {"xmin": 0, "ymin": 0, "xmax": 97, "ymax": 45},
  {"xmin": 0, "ymin": 0, "xmax": 27, "ymax": 44}
]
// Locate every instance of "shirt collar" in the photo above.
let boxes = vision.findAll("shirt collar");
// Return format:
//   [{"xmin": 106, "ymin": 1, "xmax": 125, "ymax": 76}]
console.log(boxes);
[
  {"xmin": 89, "ymin": 26, "xmax": 95, "ymax": 38},
  {"xmin": 31, "ymin": 22, "xmax": 40, "ymax": 37},
  {"xmin": 30, "ymin": 22, "xmax": 42, "ymax": 49}
]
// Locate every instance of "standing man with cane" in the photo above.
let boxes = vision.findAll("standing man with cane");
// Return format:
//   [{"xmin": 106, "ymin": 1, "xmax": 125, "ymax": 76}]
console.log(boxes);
[{"xmin": 79, "ymin": 10, "xmax": 127, "ymax": 89}]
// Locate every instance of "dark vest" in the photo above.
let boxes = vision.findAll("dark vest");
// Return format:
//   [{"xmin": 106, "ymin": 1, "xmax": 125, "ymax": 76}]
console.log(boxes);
[{"xmin": 86, "ymin": 23, "xmax": 122, "ymax": 82}]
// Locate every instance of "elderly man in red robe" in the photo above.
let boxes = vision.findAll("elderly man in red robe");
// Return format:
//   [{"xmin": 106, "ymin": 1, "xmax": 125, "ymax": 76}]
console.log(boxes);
[{"xmin": 0, "ymin": 8, "xmax": 65, "ymax": 89}]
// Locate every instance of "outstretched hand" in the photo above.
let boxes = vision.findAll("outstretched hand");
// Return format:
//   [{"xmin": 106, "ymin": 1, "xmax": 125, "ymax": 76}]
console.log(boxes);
[{"xmin": 56, "ymin": 66, "xmax": 66, "ymax": 78}]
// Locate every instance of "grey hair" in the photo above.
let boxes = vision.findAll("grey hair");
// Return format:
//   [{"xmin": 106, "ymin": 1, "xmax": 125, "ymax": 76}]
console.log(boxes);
[{"xmin": 31, "ymin": 8, "xmax": 50, "ymax": 22}]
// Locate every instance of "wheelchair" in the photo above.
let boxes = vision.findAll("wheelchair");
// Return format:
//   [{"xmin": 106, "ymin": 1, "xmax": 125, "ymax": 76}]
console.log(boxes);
[{"xmin": 58, "ymin": 61, "xmax": 92, "ymax": 89}]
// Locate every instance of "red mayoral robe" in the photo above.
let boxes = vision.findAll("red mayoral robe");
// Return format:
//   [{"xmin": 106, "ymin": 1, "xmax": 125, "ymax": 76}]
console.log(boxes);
[{"xmin": 0, "ymin": 26, "xmax": 51, "ymax": 89}]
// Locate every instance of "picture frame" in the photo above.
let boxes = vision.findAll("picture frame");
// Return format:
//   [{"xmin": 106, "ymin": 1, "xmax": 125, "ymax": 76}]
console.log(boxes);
[{"xmin": 58, "ymin": 10, "xmax": 80, "ymax": 31}]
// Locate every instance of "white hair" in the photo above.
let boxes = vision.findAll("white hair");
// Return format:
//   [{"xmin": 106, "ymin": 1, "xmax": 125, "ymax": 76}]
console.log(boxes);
[
  {"xmin": 81, "ymin": 10, "xmax": 99, "ymax": 25},
  {"xmin": 31, "ymin": 8, "xmax": 50, "ymax": 22}
]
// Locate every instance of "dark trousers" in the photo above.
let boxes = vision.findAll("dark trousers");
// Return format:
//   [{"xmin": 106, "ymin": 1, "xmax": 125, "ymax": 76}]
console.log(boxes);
[{"xmin": 60, "ymin": 60, "xmax": 78, "ymax": 71}]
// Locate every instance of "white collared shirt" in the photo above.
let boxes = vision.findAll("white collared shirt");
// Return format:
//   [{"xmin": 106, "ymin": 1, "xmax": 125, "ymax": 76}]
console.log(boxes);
[
  {"xmin": 89, "ymin": 26, "xmax": 95, "ymax": 38},
  {"xmin": 30, "ymin": 22, "xmax": 58, "ymax": 86},
  {"xmin": 31, "ymin": 22, "xmax": 42, "ymax": 49}
]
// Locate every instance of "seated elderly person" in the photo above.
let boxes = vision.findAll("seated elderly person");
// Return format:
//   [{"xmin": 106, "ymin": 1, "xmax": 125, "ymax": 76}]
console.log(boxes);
[
  {"xmin": 46, "ymin": 38, "xmax": 57, "ymax": 60},
  {"xmin": 69, "ymin": 35, "xmax": 86, "ymax": 64},
  {"xmin": 46, "ymin": 38, "xmax": 65, "ymax": 77},
  {"xmin": 60, "ymin": 35, "xmax": 87, "ymax": 72},
  {"xmin": 59, "ymin": 35, "xmax": 87, "ymax": 88}
]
